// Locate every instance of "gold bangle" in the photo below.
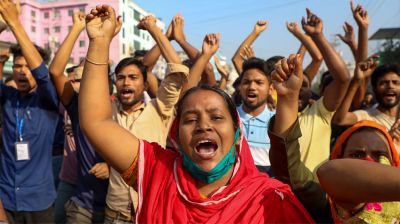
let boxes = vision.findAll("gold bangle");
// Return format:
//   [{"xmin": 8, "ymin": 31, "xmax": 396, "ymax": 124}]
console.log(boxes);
[{"xmin": 85, "ymin": 57, "xmax": 108, "ymax": 65}]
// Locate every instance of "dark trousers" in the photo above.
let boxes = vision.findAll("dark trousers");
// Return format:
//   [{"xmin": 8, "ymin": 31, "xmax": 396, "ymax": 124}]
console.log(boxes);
[{"xmin": 6, "ymin": 205, "xmax": 54, "ymax": 224}]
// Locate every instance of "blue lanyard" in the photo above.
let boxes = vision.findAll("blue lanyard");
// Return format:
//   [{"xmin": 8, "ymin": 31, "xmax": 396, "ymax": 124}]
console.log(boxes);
[
  {"xmin": 16, "ymin": 100, "xmax": 25, "ymax": 142},
  {"xmin": 16, "ymin": 99, "xmax": 33, "ymax": 142}
]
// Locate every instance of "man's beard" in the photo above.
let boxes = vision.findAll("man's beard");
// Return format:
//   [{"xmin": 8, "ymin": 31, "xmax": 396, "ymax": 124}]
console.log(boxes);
[
  {"xmin": 376, "ymin": 93, "xmax": 400, "ymax": 109},
  {"xmin": 242, "ymin": 98, "xmax": 267, "ymax": 111}
]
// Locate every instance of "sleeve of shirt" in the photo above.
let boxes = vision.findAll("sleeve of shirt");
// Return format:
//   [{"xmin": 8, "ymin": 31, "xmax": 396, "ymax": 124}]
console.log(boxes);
[
  {"xmin": 316, "ymin": 97, "xmax": 335, "ymax": 124},
  {"xmin": 268, "ymin": 116, "xmax": 331, "ymax": 222},
  {"xmin": 31, "ymin": 62, "xmax": 59, "ymax": 109},
  {"xmin": 353, "ymin": 109, "xmax": 370, "ymax": 122},
  {"xmin": 153, "ymin": 63, "xmax": 189, "ymax": 123}
]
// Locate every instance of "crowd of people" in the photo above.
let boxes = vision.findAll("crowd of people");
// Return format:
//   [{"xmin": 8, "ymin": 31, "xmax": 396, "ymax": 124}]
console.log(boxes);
[{"xmin": 0, "ymin": 0, "xmax": 399, "ymax": 223}]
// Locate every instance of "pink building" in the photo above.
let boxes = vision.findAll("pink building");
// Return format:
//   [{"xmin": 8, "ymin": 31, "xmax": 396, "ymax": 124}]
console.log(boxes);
[{"xmin": 2, "ymin": 0, "xmax": 121, "ymax": 65}]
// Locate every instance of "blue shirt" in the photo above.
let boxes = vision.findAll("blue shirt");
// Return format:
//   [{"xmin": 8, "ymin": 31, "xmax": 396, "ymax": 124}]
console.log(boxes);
[
  {"xmin": 0, "ymin": 62, "xmax": 59, "ymax": 211},
  {"xmin": 66, "ymin": 94, "xmax": 108, "ymax": 212},
  {"xmin": 237, "ymin": 105, "xmax": 274, "ymax": 166}
]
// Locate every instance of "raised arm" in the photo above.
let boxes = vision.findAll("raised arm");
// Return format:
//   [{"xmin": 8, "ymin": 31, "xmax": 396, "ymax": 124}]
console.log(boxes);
[
  {"xmin": 0, "ymin": 50, "xmax": 9, "ymax": 81},
  {"xmin": 272, "ymin": 54, "xmax": 303, "ymax": 135},
  {"xmin": 0, "ymin": 0, "xmax": 42, "ymax": 68},
  {"xmin": 141, "ymin": 21, "xmax": 174, "ymax": 97},
  {"xmin": 351, "ymin": 1, "xmax": 370, "ymax": 109},
  {"xmin": 49, "ymin": 12, "xmax": 86, "ymax": 106},
  {"xmin": 332, "ymin": 55, "xmax": 379, "ymax": 126},
  {"xmin": 269, "ymin": 55, "xmax": 332, "ymax": 222},
  {"xmin": 302, "ymin": 9, "xmax": 350, "ymax": 112},
  {"xmin": 173, "ymin": 14, "xmax": 216, "ymax": 86},
  {"xmin": 287, "ymin": 22, "xmax": 323, "ymax": 82},
  {"xmin": 214, "ymin": 56, "xmax": 229, "ymax": 90},
  {"xmin": 79, "ymin": 5, "xmax": 138, "ymax": 173},
  {"xmin": 317, "ymin": 159, "xmax": 400, "ymax": 210},
  {"xmin": 139, "ymin": 15, "xmax": 180, "ymax": 65},
  {"xmin": 337, "ymin": 22, "xmax": 358, "ymax": 60},
  {"xmin": 181, "ymin": 33, "xmax": 220, "ymax": 94},
  {"xmin": 231, "ymin": 20, "xmax": 268, "ymax": 75}
]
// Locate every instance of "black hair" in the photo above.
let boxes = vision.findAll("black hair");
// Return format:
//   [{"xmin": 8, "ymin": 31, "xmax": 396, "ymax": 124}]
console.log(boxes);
[
  {"xmin": 241, "ymin": 57, "xmax": 270, "ymax": 82},
  {"xmin": 371, "ymin": 64, "xmax": 400, "ymax": 89},
  {"xmin": 232, "ymin": 76, "xmax": 242, "ymax": 89},
  {"xmin": 133, "ymin": 50, "xmax": 148, "ymax": 59},
  {"xmin": 320, "ymin": 71, "xmax": 333, "ymax": 92},
  {"xmin": 176, "ymin": 85, "xmax": 239, "ymax": 129},
  {"xmin": 10, "ymin": 44, "xmax": 50, "ymax": 64},
  {"xmin": 114, "ymin": 57, "xmax": 147, "ymax": 82},
  {"xmin": 182, "ymin": 59, "xmax": 194, "ymax": 69},
  {"xmin": 66, "ymin": 65, "xmax": 78, "ymax": 74},
  {"xmin": 265, "ymin": 55, "xmax": 284, "ymax": 75}
]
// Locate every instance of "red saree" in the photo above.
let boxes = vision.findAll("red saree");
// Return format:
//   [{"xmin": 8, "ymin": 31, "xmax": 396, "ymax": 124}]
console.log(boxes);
[{"xmin": 122, "ymin": 131, "xmax": 314, "ymax": 223}]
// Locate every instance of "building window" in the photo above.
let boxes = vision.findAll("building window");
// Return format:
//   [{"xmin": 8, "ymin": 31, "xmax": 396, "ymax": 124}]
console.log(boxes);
[
  {"xmin": 68, "ymin": 9, "xmax": 73, "ymax": 16},
  {"xmin": 79, "ymin": 40, "xmax": 85, "ymax": 48},
  {"xmin": 44, "ymin": 28, "xmax": 49, "ymax": 34},
  {"xmin": 122, "ymin": 44, "xmax": 126, "ymax": 54},
  {"xmin": 55, "ymin": 42, "xmax": 61, "ymax": 48},
  {"xmin": 122, "ymin": 28, "xmax": 125, "ymax": 38},
  {"xmin": 31, "ymin": 10, "xmax": 36, "ymax": 18},
  {"xmin": 44, "ymin": 12, "xmax": 49, "ymax": 18},
  {"xmin": 44, "ymin": 43, "xmax": 50, "ymax": 50},
  {"xmin": 122, "ymin": 12, "xmax": 125, "ymax": 22},
  {"xmin": 79, "ymin": 7, "xmax": 85, "ymax": 12},
  {"xmin": 54, "ymin": 26, "xmax": 61, "ymax": 33},
  {"xmin": 31, "ymin": 26, "xmax": 36, "ymax": 33},
  {"xmin": 134, "ymin": 40, "xmax": 140, "ymax": 50},
  {"xmin": 54, "ymin": 9, "xmax": 60, "ymax": 18},
  {"xmin": 68, "ymin": 26, "xmax": 72, "ymax": 32},
  {"xmin": 79, "ymin": 57, "xmax": 85, "ymax": 62},
  {"xmin": 69, "ymin": 57, "xmax": 74, "ymax": 64},
  {"xmin": 134, "ymin": 9, "xmax": 140, "ymax": 21},
  {"xmin": 134, "ymin": 26, "xmax": 140, "ymax": 36}
]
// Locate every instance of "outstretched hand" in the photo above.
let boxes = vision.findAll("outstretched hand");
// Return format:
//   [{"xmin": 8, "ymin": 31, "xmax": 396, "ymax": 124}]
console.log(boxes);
[
  {"xmin": 73, "ymin": 11, "xmax": 86, "ymax": 31},
  {"xmin": 0, "ymin": 0, "xmax": 20, "ymax": 27},
  {"xmin": 354, "ymin": 55, "xmax": 379, "ymax": 81},
  {"xmin": 253, "ymin": 20, "xmax": 268, "ymax": 34},
  {"xmin": 301, "ymin": 8, "xmax": 323, "ymax": 36},
  {"xmin": 272, "ymin": 54, "xmax": 303, "ymax": 97},
  {"xmin": 172, "ymin": 13, "xmax": 186, "ymax": 42},
  {"xmin": 137, "ymin": 15, "xmax": 157, "ymax": 31},
  {"xmin": 351, "ymin": 0, "xmax": 368, "ymax": 28},
  {"xmin": 202, "ymin": 33, "xmax": 220, "ymax": 56},
  {"xmin": 286, "ymin": 22, "xmax": 301, "ymax": 36},
  {"xmin": 336, "ymin": 22, "xmax": 355, "ymax": 45},
  {"xmin": 240, "ymin": 45, "xmax": 255, "ymax": 60},
  {"xmin": 85, "ymin": 5, "xmax": 117, "ymax": 41}
]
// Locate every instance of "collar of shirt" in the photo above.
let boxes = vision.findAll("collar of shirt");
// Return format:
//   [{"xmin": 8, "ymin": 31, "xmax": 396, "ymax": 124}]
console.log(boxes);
[
  {"xmin": 238, "ymin": 104, "xmax": 274, "ymax": 123},
  {"xmin": 117, "ymin": 101, "xmax": 146, "ymax": 117}
]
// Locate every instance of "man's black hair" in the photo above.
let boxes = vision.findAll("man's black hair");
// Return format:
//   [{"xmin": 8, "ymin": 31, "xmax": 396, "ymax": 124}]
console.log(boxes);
[
  {"xmin": 10, "ymin": 44, "xmax": 50, "ymax": 64},
  {"xmin": 371, "ymin": 64, "xmax": 400, "ymax": 89},
  {"xmin": 133, "ymin": 50, "xmax": 148, "ymax": 59},
  {"xmin": 114, "ymin": 57, "xmax": 147, "ymax": 82},
  {"xmin": 241, "ymin": 57, "xmax": 270, "ymax": 81},
  {"xmin": 265, "ymin": 55, "xmax": 284, "ymax": 75}
]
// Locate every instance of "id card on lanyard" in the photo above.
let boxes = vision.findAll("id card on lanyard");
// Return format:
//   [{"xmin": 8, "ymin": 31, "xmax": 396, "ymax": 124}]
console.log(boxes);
[{"xmin": 15, "ymin": 100, "xmax": 31, "ymax": 161}]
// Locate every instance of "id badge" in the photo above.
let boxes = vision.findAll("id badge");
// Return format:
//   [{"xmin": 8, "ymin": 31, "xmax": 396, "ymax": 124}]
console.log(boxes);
[{"xmin": 15, "ymin": 141, "xmax": 30, "ymax": 161}]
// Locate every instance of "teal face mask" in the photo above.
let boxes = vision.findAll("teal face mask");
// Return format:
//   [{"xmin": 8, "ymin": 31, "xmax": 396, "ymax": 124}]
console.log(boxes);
[{"xmin": 180, "ymin": 128, "xmax": 240, "ymax": 184}]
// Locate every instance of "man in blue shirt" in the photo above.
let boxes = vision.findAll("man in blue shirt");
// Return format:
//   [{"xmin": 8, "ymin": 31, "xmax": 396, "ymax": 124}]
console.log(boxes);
[
  {"xmin": 0, "ymin": 1, "xmax": 59, "ymax": 222},
  {"xmin": 237, "ymin": 58, "xmax": 275, "ymax": 176}
]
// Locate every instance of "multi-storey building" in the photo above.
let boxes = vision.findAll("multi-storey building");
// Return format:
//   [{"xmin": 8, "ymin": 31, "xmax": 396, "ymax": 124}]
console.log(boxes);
[{"xmin": 1, "ymin": 0, "xmax": 164, "ymax": 66}]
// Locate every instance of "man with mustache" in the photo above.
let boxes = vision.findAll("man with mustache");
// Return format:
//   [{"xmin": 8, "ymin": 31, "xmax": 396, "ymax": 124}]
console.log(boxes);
[
  {"xmin": 0, "ymin": 1, "xmax": 59, "ymax": 222},
  {"xmin": 333, "ymin": 61, "xmax": 400, "ymax": 131}
]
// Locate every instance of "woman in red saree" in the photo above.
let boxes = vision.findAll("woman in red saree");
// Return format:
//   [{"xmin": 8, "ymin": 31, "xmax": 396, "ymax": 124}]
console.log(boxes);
[{"xmin": 78, "ymin": 5, "xmax": 314, "ymax": 223}]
